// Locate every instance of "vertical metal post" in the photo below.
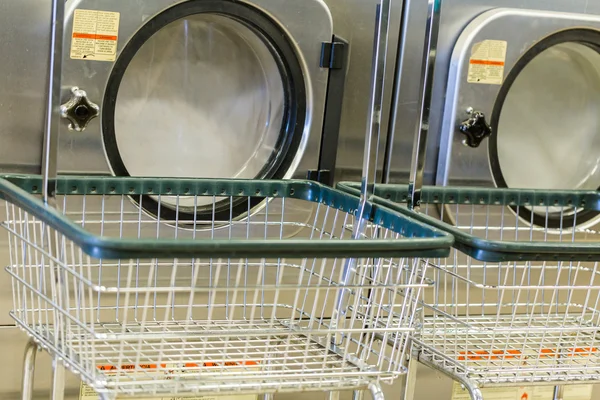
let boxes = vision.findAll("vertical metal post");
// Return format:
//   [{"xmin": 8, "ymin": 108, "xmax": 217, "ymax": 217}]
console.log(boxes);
[
  {"xmin": 358, "ymin": 0, "xmax": 391, "ymax": 215},
  {"xmin": 352, "ymin": 390, "xmax": 365, "ymax": 400},
  {"xmin": 42, "ymin": 0, "xmax": 64, "ymax": 204},
  {"xmin": 21, "ymin": 339, "xmax": 38, "ymax": 400},
  {"xmin": 327, "ymin": 391, "xmax": 341, "ymax": 400},
  {"xmin": 400, "ymin": 349, "xmax": 419, "ymax": 400},
  {"xmin": 331, "ymin": 0, "xmax": 392, "ymax": 348},
  {"xmin": 553, "ymin": 385, "xmax": 565, "ymax": 400},
  {"xmin": 382, "ymin": 0, "xmax": 409, "ymax": 184},
  {"xmin": 408, "ymin": 0, "xmax": 441, "ymax": 209},
  {"xmin": 44, "ymin": 1, "xmax": 66, "ymax": 399},
  {"xmin": 51, "ymin": 357, "xmax": 65, "ymax": 400}
]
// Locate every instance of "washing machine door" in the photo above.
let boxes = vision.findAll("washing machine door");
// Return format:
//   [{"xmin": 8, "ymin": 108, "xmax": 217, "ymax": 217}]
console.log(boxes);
[
  {"xmin": 438, "ymin": 9, "xmax": 600, "ymax": 228},
  {"xmin": 59, "ymin": 0, "xmax": 333, "ymax": 221}
]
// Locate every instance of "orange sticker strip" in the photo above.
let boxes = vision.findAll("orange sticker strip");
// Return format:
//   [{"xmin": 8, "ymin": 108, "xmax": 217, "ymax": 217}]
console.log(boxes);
[
  {"xmin": 458, "ymin": 347, "xmax": 600, "ymax": 361},
  {"xmin": 469, "ymin": 59, "xmax": 505, "ymax": 66},
  {"xmin": 458, "ymin": 349, "xmax": 521, "ymax": 361},
  {"xmin": 73, "ymin": 32, "xmax": 118, "ymax": 41},
  {"xmin": 98, "ymin": 361, "xmax": 259, "ymax": 371}
]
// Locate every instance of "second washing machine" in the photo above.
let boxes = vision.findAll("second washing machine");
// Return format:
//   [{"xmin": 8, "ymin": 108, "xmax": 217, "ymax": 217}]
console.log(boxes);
[{"xmin": 431, "ymin": 5, "xmax": 600, "ymax": 228}]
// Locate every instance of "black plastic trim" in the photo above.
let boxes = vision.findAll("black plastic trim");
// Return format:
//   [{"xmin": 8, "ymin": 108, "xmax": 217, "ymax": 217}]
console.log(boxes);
[{"xmin": 317, "ymin": 36, "xmax": 349, "ymax": 186}]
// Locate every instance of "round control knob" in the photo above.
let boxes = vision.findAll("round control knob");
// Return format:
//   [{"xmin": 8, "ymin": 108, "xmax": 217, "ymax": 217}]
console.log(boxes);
[
  {"xmin": 60, "ymin": 87, "xmax": 100, "ymax": 132},
  {"xmin": 459, "ymin": 109, "xmax": 492, "ymax": 148}
]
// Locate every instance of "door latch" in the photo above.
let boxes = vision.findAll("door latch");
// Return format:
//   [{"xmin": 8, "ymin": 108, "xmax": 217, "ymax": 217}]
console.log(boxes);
[
  {"xmin": 459, "ymin": 109, "xmax": 492, "ymax": 148},
  {"xmin": 60, "ymin": 87, "xmax": 100, "ymax": 132}
]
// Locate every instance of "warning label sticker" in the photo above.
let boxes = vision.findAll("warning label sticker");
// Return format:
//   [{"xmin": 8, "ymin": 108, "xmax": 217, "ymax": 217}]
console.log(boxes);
[
  {"xmin": 452, "ymin": 382, "xmax": 593, "ymax": 400},
  {"xmin": 467, "ymin": 40, "xmax": 507, "ymax": 85},
  {"xmin": 70, "ymin": 9, "xmax": 120, "ymax": 62},
  {"xmin": 79, "ymin": 362, "xmax": 259, "ymax": 400}
]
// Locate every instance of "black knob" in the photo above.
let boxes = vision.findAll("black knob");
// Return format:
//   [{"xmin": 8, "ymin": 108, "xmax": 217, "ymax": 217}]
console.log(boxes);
[
  {"xmin": 459, "ymin": 110, "xmax": 492, "ymax": 148},
  {"xmin": 60, "ymin": 87, "xmax": 100, "ymax": 132}
]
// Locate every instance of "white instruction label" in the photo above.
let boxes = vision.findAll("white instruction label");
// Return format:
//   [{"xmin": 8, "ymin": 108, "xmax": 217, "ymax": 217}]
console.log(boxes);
[
  {"xmin": 452, "ymin": 382, "xmax": 593, "ymax": 400},
  {"xmin": 79, "ymin": 362, "xmax": 259, "ymax": 400},
  {"xmin": 467, "ymin": 40, "xmax": 507, "ymax": 85},
  {"xmin": 70, "ymin": 9, "xmax": 120, "ymax": 61}
]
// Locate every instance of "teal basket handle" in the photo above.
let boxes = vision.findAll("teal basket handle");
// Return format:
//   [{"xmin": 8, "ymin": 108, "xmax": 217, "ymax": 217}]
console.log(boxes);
[
  {"xmin": 0, "ymin": 176, "xmax": 452, "ymax": 260},
  {"xmin": 337, "ymin": 181, "xmax": 600, "ymax": 262}
]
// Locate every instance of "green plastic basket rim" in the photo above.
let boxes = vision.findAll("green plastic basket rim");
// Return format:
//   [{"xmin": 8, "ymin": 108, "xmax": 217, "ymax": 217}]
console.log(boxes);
[
  {"xmin": 337, "ymin": 182, "xmax": 600, "ymax": 262},
  {"xmin": 0, "ymin": 175, "xmax": 453, "ymax": 260}
]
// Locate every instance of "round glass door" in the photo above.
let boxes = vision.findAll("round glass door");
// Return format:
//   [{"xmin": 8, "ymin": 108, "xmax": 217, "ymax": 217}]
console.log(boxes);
[
  {"xmin": 489, "ymin": 30, "xmax": 600, "ymax": 228},
  {"xmin": 102, "ymin": 1, "xmax": 306, "ymax": 222}
]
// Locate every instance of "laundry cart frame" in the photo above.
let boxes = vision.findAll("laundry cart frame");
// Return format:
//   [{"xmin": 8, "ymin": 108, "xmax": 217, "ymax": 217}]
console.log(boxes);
[
  {"xmin": 4, "ymin": 174, "xmax": 453, "ymax": 400},
  {"xmin": 338, "ymin": 181, "xmax": 600, "ymax": 400}
]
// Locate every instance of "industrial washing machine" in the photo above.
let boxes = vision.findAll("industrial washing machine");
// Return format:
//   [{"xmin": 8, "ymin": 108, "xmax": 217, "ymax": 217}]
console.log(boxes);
[
  {"xmin": 385, "ymin": 1, "xmax": 600, "ymax": 192},
  {"xmin": 433, "ymin": 6, "xmax": 600, "ymax": 228},
  {"xmin": 54, "ymin": 0, "xmax": 349, "ymax": 222},
  {"xmin": 437, "ymin": 8, "xmax": 600, "ymax": 187},
  {"xmin": 384, "ymin": 1, "xmax": 600, "ymax": 229},
  {"xmin": 0, "ymin": 0, "xmax": 366, "ymax": 396},
  {"xmin": 383, "ymin": 2, "xmax": 600, "ymax": 400}
]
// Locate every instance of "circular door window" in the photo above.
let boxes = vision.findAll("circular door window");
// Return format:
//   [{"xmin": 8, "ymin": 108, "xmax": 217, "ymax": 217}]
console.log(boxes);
[
  {"xmin": 102, "ymin": 1, "xmax": 306, "ymax": 222},
  {"xmin": 489, "ymin": 29, "xmax": 600, "ymax": 228}
]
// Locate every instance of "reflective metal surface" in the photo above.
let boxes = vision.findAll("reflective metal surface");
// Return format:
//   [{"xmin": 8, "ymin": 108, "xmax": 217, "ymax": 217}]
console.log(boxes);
[
  {"xmin": 385, "ymin": 0, "xmax": 600, "ymax": 186},
  {"xmin": 324, "ymin": 0, "xmax": 402, "ymax": 184},
  {"xmin": 0, "ymin": 1, "xmax": 50, "ymax": 174},
  {"xmin": 0, "ymin": 0, "xmax": 398, "ymax": 184},
  {"xmin": 59, "ymin": 0, "xmax": 332, "ymax": 180},
  {"xmin": 436, "ymin": 9, "xmax": 600, "ymax": 188}
]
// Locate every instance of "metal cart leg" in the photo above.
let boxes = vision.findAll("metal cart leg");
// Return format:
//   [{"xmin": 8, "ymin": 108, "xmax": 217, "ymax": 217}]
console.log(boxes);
[
  {"xmin": 418, "ymin": 355, "xmax": 483, "ymax": 400},
  {"xmin": 261, "ymin": 394, "xmax": 274, "ymax": 400},
  {"xmin": 400, "ymin": 356, "xmax": 418, "ymax": 400},
  {"xmin": 22, "ymin": 339, "xmax": 38, "ymax": 400},
  {"xmin": 327, "ymin": 391, "xmax": 340, "ymax": 400},
  {"xmin": 51, "ymin": 357, "xmax": 65, "ymax": 400},
  {"xmin": 352, "ymin": 390, "xmax": 365, "ymax": 400},
  {"xmin": 456, "ymin": 378, "xmax": 482, "ymax": 400},
  {"xmin": 368, "ymin": 383, "xmax": 384, "ymax": 400},
  {"xmin": 553, "ymin": 386, "xmax": 565, "ymax": 400}
]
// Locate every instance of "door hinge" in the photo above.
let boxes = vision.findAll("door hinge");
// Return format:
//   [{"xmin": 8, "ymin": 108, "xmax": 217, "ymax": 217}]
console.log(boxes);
[
  {"xmin": 320, "ymin": 41, "xmax": 347, "ymax": 69},
  {"xmin": 307, "ymin": 169, "xmax": 332, "ymax": 185}
]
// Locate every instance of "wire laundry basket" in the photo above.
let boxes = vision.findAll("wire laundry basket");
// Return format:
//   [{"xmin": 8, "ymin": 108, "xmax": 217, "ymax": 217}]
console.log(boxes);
[
  {"xmin": 3, "ymin": 175, "xmax": 452, "ymax": 400},
  {"xmin": 338, "ymin": 182, "xmax": 600, "ymax": 399}
]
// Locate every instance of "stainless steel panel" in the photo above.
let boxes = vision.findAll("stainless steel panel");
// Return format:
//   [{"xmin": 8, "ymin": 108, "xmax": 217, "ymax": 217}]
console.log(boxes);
[
  {"xmin": 437, "ymin": 9, "xmax": 600, "ymax": 188},
  {"xmin": 385, "ymin": 0, "xmax": 600, "ymax": 185},
  {"xmin": 59, "ymin": 0, "xmax": 332, "ymax": 180},
  {"xmin": 0, "ymin": 1, "xmax": 51, "ymax": 174},
  {"xmin": 0, "ymin": 0, "xmax": 396, "ymax": 185},
  {"xmin": 324, "ymin": 0, "xmax": 403, "ymax": 183}
]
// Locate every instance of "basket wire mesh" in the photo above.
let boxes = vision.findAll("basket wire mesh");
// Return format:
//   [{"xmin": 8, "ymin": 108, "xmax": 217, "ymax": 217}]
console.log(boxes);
[
  {"xmin": 338, "ymin": 182, "xmax": 600, "ymax": 389},
  {"xmin": 3, "ymin": 176, "xmax": 451, "ymax": 398}
]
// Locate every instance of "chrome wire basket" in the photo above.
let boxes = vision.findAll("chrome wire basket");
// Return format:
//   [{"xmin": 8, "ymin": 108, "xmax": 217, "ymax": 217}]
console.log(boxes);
[
  {"xmin": 338, "ymin": 182, "xmax": 600, "ymax": 398},
  {"xmin": 3, "ymin": 175, "xmax": 451, "ymax": 400}
]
